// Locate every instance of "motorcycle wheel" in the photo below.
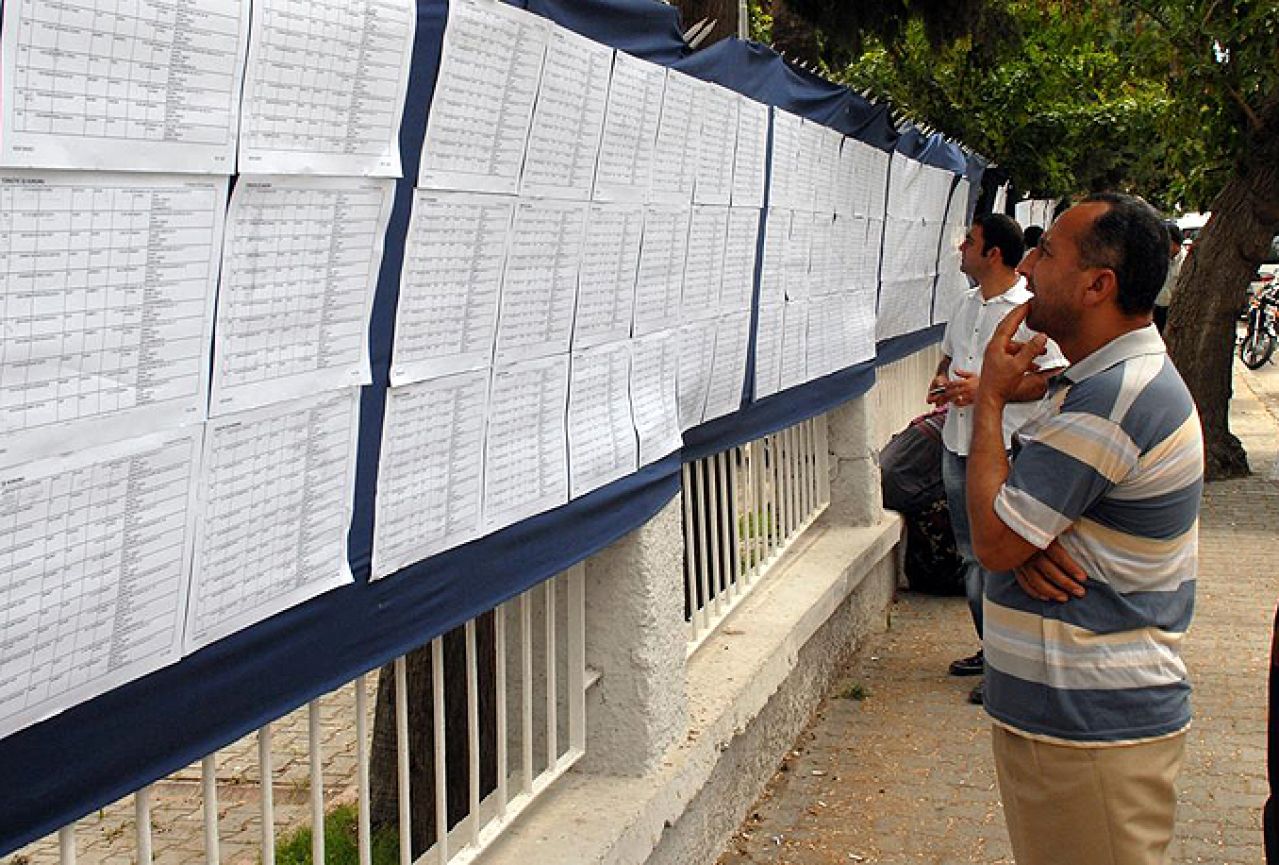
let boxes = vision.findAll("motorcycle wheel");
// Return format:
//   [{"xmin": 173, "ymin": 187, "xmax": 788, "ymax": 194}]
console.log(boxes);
[{"xmin": 1240, "ymin": 324, "xmax": 1276, "ymax": 369}]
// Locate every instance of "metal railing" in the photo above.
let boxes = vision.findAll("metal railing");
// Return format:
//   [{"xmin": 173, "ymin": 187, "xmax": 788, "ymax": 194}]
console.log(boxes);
[
  {"xmin": 681, "ymin": 415, "xmax": 830, "ymax": 650},
  {"xmin": 10, "ymin": 566, "xmax": 586, "ymax": 865}
]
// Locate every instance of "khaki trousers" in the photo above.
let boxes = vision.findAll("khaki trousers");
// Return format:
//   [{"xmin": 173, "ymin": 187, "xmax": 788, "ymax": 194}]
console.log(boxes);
[{"xmin": 992, "ymin": 725, "xmax": 1186, "ymax": 865}]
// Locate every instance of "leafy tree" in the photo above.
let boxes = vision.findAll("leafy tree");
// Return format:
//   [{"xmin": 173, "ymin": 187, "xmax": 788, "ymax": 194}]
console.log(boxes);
[{"xmin": 797, "ymin": 0, "xmax": 1279, "ymax": 478}]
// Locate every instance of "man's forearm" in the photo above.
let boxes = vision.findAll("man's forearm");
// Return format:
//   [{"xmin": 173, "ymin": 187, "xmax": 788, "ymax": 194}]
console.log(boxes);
[{"xmin": 967, "ymin": 393, "xmax": 1037, "ymax": 571}]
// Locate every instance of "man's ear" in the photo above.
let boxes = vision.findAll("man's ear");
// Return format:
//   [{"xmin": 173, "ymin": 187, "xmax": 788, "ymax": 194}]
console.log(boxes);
[{"xmin": 1083, "ymin": 268, "xmax": 1118, "ymax": 308}]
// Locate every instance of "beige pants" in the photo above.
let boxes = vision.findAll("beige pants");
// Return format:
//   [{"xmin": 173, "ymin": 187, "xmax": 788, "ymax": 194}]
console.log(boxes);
[{"xmin": 992, "ymin": 725, "xmax": 1186, "ymax": 865}]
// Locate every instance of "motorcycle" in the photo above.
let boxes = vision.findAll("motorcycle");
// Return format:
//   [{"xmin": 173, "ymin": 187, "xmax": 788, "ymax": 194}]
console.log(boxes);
[{"xmin": 1239, "ymin": 275, "xmax": 1279, "ymax": 369}]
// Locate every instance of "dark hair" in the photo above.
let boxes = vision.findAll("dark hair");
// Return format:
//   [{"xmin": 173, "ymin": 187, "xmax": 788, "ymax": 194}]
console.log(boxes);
[
  {"xmin": 1164, "ymin": 221, "xmax": 1184, "ymax": 246},
  {"xmin": 1078, "ymin": 193, "xmax": 1170, "ymax": 315},
  {"xmin": 973, "ymin": 213, "xmax": 1025, "ymax": 267},
  {"xmin": 1023, "ymin": 225, "xmax": 1044, "ymax": 248}
]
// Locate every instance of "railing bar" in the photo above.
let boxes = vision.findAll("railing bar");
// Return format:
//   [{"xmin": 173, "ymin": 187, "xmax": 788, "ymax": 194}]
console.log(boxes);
[
  {"xmin": 309, "ymin": 700, "xmax": 325, "ymax": 865},
  {"xmin": 719, "ymin": 450, "xmax": 739, "ymax": 597},
  {"xmin": 693, "ymin": 460, "xmax": 714, "ymax": 625},
  {"xmin": 772, "ymin": 432, "xmax": 784, "ymax": 550},
  {"xmin": 258, "ymin": 725, "xmax": 274, "ymax": 865},
  {"xmin": 58, "ymin": 825, "xmax": 75, "ymax": 865},
  {"xmin": 356, "ymin": 675, "xmax": 372, "ymax": 865},
  {"xmin": 466, "ymin": 620, "xmax": 481, "ymax": 848},
  {"xmin": 705, "ymin": 455, "xmax": 724, "ymax": 617},
  {"xmin": 495, "ymin": 603, "xmax": 509, "ymax": 819},
  {"xmin": 801, "ymin": 420, "xmax": 813, "ymax": 517},
  {"xmin": 432, "ymin": 636, "xmax": 448, "ymax": 864},
  {"xmin": 800, "ymin": 420, "xmax": 812, "ymax": 517},
  {"xmin": 680, "ymin": 463, "xmax": 704, "ymax": 638},
  {"xmin": 749, "ymin": 441, "xmax": 763, "ymax": 576},
  {"xmin": 136, "ymin": 786, "xmax": 153, "ymax": 865},
  {"xmin": 778, "ymin": 430, "xmax": 790, "ymax": 541},
  {"xmin": 545, "ymin": 578, "xmax": 558, "ymax": 767},
  {"xmin": 395, "ymin": 656, "xmax": 411, "ymax": 865},
  {"xmin": 787, "ymin": 426, "xmax": 799, "ymax": 536},
  {"xmin": 520, "ymin": 592, "xmax": 534, "ymax": 795},
  {"xmin": 567, "ymin": 565, "xmax": 587, "ymax": 753},
  {"xmin": 202, "ymin": 755, "xmax": 220, "ymax": 865}
]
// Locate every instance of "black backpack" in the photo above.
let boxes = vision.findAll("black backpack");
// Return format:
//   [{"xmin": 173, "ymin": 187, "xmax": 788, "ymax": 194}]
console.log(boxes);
[{"xmin": 879, "ymin": 410, "xmax": 965, "ymax": 596}]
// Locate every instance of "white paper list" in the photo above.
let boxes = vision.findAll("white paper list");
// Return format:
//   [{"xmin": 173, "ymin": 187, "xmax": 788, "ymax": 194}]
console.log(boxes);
[
  {"xmin": 495, "ymin": 199, "xmax": 586, "ymax": 362},
  {"xmin": 575, "ymin": 203, "xmax": 643, "ymax": 349},
  {"xmin": 779, "ymin": 301, "xmax": 808, "ymax": 391},
  {"xmin": 693, "ymin": 84, "xmax": 736, "ymax": 206},
  {"xmin": 418, "ymin": 0, "xmax": 549, "ymax": 193},
  {"xmin": 633, "ymin": 205, "xmax": 690, "ymax": 336},
  {"xmin": 482, "ymin": 355, "xmax": 570, "ymax": 533},
  {"xmin": 753, "ymin": 303, "xmax": 784, "ymax": 400},
  {"xmin": 187, "ymin": 388, "xmax": 358, "ymax": 651},
  {"xmin": 681, "ymin": 205, "xmax": 728, "ymax": 321},
  {"xmin": 567, "ymin": 341, "xmax": 637, "ymax": 499},
  {"xmin": 630, "ymin": 330, "xmax": 681, "ymax": 467},
  {"xmin": 0, "ymin": 0, "xmax": 250, "ymax": 172},
  {"xmin": 0, "ymin": 427, "xmax": 200, "ymax": 740},
  {"xmin": 757, "ymin": 207, "xmax": 789, "ymax": 308},
  {"xmin": 703, "ymin": 311, "xmax": 750, "ymax": 421},
  {"xmin": 592, "ymin": 51, "xmax": 664, "ymax": 203},
  {"xmin": 768, "ymin": 109, "xmax": 802, "ymax": 210},
  {"xmin": 520, "ymin": 26, "xmax": 612, "ymax": 200},
  {"xmin": 373, "ymin": 370, "xmax": 488, "ymax": 578},
  {"xmin": 649, "ymin": 69, "xmax": 699, "ymax": 204},
  {"xmin": 784, "ymin": 210, "xmax": 812, "ymax": 302},
  {"xmin": 391, "ymin": 191, "xmax": 513, "ymax": 384},
  {"xmin": 0, "ymin": 171, "xmax": 226, "ymax": 467},
  {"xmin": 211, "ymin": 177, "xmax": 392, "ymax": 414},
  {"xmin": 677, "ymin": 320, "xmax": 716, "ymax": 431},
  {"xmin": 720, "ymin": 207, "xmax": 761, "ymax": 313},
  {"xmin": 238, "ymin": 0, "xmax": 415, "ymax": 176},
  {"xmin": 731, "ymin": 96, "xmax": 768, "ymax": 208}
]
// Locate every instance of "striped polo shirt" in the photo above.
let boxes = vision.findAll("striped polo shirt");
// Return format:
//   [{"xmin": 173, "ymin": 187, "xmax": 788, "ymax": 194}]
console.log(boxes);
[{"xmin": 984, "ymin": 325, "xmax": 1203, "ymax": 743}]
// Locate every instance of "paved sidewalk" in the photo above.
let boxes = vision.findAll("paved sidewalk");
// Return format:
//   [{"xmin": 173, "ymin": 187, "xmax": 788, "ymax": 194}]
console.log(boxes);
[{"xmin": 719, "ymin": 362, "xmax": 1278, "ymax": 865}]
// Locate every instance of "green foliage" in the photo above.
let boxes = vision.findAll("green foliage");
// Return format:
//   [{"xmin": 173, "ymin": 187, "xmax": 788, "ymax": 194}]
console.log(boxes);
[
  {"xmin": 748, "ymin": 1, "xmax": 773, "ymax": 44},
  {"xmin": 804, "ymin": 0, "xmax": 1278, "ymax": 211},
  {"xmin": 274, "ymin": 804, "xmax": 400, "ymax": 865}
]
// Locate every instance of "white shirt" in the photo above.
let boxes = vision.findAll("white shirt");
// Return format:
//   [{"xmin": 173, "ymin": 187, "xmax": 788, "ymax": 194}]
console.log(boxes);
[
  {"xmin": 939, "ymin": 277, "xmax": 1068, "ymax": 455},
  {"xmin": 1154, "ymin": 248, "xmax": 1186, "ymax": 308}
]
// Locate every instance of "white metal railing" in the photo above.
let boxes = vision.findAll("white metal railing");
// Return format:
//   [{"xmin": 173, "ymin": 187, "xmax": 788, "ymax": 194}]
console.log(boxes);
[
  {"xmin": 11, "ymin": 565, "xmax": 586, "ymax": 865},
  {"xmin": 682, "ymin": 415, "xmax": 831, "ymax": 650}
]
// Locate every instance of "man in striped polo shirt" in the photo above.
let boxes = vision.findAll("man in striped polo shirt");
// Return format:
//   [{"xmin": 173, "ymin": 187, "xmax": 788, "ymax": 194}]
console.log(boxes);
[{"xmin": 965, "ymin": 193, "xmax": 1203, "ymax": 865}]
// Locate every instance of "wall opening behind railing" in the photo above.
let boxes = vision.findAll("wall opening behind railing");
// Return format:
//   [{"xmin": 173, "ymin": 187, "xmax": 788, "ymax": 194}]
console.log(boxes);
[{"xmin": 681, "ymin": 414, "xmax": 831, "ymax": 650}]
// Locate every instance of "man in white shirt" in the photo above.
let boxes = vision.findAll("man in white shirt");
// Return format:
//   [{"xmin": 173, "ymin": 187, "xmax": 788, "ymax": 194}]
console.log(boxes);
[
  {"xmin": 1152, "ymin": 221, "xmax": 1185, "ymax": 332},
  {"xmin": 926, "ymin": 214, "xmax": 1067, "ymax": 703}
]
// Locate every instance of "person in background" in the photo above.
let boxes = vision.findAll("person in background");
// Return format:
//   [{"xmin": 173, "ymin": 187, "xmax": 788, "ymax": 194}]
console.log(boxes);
[
  {"xmin": 968, "ymin": 193, "xmax": 1201, "ymax": 865},
  {"xmin": 925, "ymin": 214, "xmax": 1066, "ymax": 705},
  {"xmin": 1022, "ymin": 225, "xmax": 1044, "ymax": 251},
  {"xmin": 1153, "ymin": 221, "xmax": 1186, "ymax": 332}
]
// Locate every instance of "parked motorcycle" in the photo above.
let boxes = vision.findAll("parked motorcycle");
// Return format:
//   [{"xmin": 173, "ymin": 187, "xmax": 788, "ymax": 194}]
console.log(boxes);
[{"xmin": 1239, "ymin": 275, "xmax": 1279, "ymax": 369}]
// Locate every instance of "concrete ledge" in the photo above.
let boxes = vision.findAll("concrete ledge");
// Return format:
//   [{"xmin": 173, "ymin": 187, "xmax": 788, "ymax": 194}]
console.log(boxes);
[{"xmin": 479, "ymin": 514, "xmax": 902, "ymax": 865}]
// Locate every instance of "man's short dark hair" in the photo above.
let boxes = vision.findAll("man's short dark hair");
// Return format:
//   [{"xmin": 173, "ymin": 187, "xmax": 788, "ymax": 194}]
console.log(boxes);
[
  {"xmin": 974, "ymin": 213, "xmax": 1025, "ymax": 267},
  {"xmin": 1023, "ymin": 225, "xmax": 1044, "ymax": 249},
  {"xmin": 1078, "ymin": 193, "xmax": 1170, "ymax": 315},
  {"xmin": 1165, "ymin": 221, "xmax": 1184, "ymax": 246}
]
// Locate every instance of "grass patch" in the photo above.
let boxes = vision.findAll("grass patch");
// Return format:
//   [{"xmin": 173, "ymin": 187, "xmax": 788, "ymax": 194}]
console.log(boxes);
[
  {"xmin": 835, "ymin": 682, "xmax": 869, "ymax": 701},
  {"xmin": 275, "ymin": 803, "xmax": 400, "ymax": 865}
]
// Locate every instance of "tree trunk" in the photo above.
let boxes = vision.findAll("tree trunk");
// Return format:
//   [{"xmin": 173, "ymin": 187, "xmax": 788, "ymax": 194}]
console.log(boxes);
[
  {"xmin": 669, "ymin": 0, "xmax": 740, "ymax": 47},
  {"xmin": 1165, "ymin": 97, "xmax": 1279, "ymax": 480},
  {"xmin": 368, "ymin": 614, "xmax": 498, "ymax": 858}
]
